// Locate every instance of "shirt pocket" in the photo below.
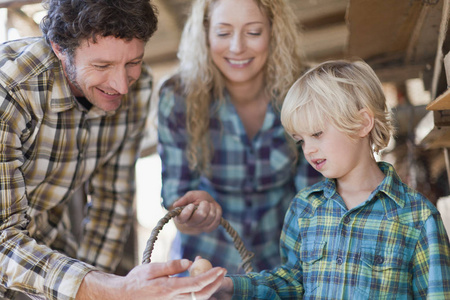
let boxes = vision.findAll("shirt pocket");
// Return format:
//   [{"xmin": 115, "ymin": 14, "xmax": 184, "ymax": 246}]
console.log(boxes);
[
  {"xmin": 299, "ymin": 241, "xmax": 326, "ymax": 295},
  {"xmin": 356, "ymin": 246, "xmax": 411, "ymax": 298}
]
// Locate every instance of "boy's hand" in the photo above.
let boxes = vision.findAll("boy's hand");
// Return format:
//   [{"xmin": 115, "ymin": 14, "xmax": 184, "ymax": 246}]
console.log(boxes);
[{"xmin": 210, "ymin": 277, "xmax": 234, "ymax": 300}]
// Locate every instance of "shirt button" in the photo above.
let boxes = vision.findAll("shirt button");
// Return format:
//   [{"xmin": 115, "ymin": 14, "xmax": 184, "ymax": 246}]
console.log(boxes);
[
  {"xmin": 375, "ymin": 255, "xmax": 384, "ymax": 264},
  {"xmin": 343, "ymin": 216, "xmax": 351, "ymax": 224},
  {"xmin": 336, "ymin": 257, "xmax": 344, "ymax": 265}
]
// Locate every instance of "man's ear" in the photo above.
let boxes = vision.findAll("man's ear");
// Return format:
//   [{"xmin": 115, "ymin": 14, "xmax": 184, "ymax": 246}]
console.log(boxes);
[
  {"xmin": 50, "ymin": 41, "xmax": 65, "ymax": 61},
  {"xmin": 358, "ymin": 108, "xmax": 374, "ymax": 138}
]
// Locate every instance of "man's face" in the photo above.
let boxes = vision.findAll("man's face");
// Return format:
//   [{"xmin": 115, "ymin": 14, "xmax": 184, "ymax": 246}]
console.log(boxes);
[{"xmin": 53, "ymin": 36, "xmax": 145, "ymax": 112}]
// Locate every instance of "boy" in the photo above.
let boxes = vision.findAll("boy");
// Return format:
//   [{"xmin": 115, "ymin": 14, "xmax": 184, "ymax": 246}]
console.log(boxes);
[{"xmin": 214, "ymin": 60, "xmax": 450, "ymax": 299}]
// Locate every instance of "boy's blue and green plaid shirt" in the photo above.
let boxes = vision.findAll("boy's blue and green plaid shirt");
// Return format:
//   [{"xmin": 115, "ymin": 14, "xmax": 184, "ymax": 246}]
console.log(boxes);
[
  {"xmin": 0, "ymin": 37, "xmax": 152, "ymax": 299},
  {"xmin": 230, "ymin": 162, "xmax": 450, "ymax": 299}
]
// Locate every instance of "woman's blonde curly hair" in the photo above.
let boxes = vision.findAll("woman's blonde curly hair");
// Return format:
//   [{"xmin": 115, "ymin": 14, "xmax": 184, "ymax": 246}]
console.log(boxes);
[{"xmin": 177, "ymin": 0, "xmax": 303, "ymax": 173}]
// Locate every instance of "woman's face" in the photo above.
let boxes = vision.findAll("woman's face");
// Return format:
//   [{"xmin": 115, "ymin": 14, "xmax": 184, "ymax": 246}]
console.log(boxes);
[{"xmin": 208, "ymin": 0, "xmax": 271, "ymax": 87}]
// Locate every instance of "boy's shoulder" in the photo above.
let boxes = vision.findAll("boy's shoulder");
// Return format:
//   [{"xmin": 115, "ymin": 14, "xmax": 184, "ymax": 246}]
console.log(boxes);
[
  {"xmin": 377, "ymin": 161, "xmax": 440, "ymax": 226},
  {"xmin": 291, "ymin": 180, "xmax": 328, "ymax": 215},
  {"xmin": 386, "ymin": 179, "xmax": 439, "ymax": 226}
]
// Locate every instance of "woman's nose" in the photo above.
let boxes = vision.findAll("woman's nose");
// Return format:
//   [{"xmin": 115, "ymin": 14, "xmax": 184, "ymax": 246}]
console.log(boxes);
[{"xmin": 230, "ymin": 33, "xmax": 245, "ymax": 53}]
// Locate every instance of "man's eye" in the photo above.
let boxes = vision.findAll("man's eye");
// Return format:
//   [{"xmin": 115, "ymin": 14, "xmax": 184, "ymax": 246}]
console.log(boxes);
[
  {"xmin": 94, "ymin": 65, "xmax": 108, "ymax": 70},
  {"xmin": 128, "ymin": 61, "xmax": 142, "ymax": 66}
]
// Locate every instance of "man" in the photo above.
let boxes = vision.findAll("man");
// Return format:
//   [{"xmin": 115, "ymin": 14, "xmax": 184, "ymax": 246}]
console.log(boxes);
[{"xmin": 0, "ymin": 1, "xmax": 226, "ymax": 299}]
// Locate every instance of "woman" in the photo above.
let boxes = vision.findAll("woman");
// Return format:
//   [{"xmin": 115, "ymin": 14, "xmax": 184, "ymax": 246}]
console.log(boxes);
[{"xmin": 157, "ymin": 0, "xmax": 320, "ymax": 273}]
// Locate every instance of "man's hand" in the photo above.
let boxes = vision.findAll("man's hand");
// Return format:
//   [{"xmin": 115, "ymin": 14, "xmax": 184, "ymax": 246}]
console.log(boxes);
[
  {"xmin": 172, "ymin": 191, "xmax": 222, "ymax": 234},
  {"xmin": 76, "ymin": 259, "xmax": 227, "ymax": 300}
]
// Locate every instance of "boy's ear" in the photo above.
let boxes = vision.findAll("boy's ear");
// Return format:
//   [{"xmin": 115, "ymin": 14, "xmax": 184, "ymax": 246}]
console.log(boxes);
[{"xmin": 358, "ymin": 108, "xmax": 374, "ymax": 138}]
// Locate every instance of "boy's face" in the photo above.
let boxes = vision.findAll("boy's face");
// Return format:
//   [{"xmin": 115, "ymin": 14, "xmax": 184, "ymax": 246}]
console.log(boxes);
[
  {"xmin": 53, "ymin": 36, "xmax": 145, "ymax": 112},
  {"xmin": 292, "ymin": 121, "xmax": 367, "ymax": 181}
]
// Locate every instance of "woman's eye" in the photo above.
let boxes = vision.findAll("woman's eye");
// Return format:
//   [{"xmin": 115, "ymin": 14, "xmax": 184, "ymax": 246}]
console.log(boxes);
[
  {"xmin": 248, "ymin": 31, "xmax": 262, "ymax": 36},
  {"xmin": 216, "ymin": 31, "xmax": 230, "ymax": 37}
]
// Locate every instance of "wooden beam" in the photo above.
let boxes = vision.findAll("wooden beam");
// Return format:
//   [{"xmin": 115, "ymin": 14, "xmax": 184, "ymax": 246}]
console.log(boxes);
[
  {"xmin": 347, "ymin": 0, "xmax": 423, "ymax": 60},
  {"xmin": 302, "ymin": 22, "xmax": 348, "ymax": 62},
  {"xmin": 404, "ymin": 2, "xmax": 443, "ymax": 65},
  {"xmin": 430, "ymin": 0, "xmax": 450, "ymax": 99},
  {"xmin": 373, "ymin": 64, "xmax": 426, "ymax": 83},
  {"xmin": 0, "ymin": 0, "xmax": 42, "ymax": 8}
]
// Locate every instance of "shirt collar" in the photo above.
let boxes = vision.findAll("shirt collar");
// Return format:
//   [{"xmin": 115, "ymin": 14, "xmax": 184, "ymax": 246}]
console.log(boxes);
[
  {"xmin": 219, "ymin": 90, "xmax": 278, "ymax": 135},
  {"xmin": 376, "ymin": 161, "xmax": 406, "ymax": 208},
  {"xmin": 310, "ymin": 161, "xmax": 406, "ymax": 208}
]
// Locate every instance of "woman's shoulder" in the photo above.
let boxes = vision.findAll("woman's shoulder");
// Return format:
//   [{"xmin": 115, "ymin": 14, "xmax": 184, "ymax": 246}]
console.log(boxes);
[
  {"xmin": 158, "ymin": 74, "xmax": 187, "ymax": 110},
  {"xmin": 158, "ymin": 74, "xmax": 184, "ymax": 96}
]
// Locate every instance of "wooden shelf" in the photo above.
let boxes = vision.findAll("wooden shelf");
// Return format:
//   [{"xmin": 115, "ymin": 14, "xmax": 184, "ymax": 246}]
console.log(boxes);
[
  {"xmin": 415, "ymin": 111, "xmax": 450, "ymax": 149},
  {"xmin": 427, "ymin": 89, "xmax": 450, "ymax": 111}
]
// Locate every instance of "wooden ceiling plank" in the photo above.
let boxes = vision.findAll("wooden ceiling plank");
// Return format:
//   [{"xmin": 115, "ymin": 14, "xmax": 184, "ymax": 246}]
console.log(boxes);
[
  {"xmin": 0, "ymin": 0, "xmax": 41, "ymax": 8},
  {"xmin": 347, "ymin": 0, "xmax": 423, "ymax": 60},
  {"xmin": 429, "ymin": 0, "xmax": 450, "ymax": 99},
  {"xmin": 302, "ymin": 23, "xmax": 348, "ymax": 61},
  {"xmin": 405, "ymin": 2, "xmax": 443, "ymax": 64}
]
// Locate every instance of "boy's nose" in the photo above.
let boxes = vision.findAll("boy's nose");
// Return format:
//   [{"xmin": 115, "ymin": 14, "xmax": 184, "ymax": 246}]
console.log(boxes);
[{"xmin": 302, "ymin": 141, "xmax": 317, "ymax": 155}]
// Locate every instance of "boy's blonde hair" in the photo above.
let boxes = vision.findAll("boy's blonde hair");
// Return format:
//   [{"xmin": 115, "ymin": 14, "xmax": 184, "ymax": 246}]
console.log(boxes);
[{"xmin": 281, "ymin": 60, "xmax": 394, "ymax": 153}]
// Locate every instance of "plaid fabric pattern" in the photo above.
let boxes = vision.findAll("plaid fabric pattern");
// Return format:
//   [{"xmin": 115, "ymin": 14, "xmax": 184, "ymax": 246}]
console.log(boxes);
[
  {"xmin": 158, "ymin": 78, "xmax": 321, "ymax": 274},
  {"xmin": 230, "ymin": 162, "xmax": 450, "ymax": 299},
  {"xmin": 0, "ymin": 38, "xmax": 153, "ymax": 300}
]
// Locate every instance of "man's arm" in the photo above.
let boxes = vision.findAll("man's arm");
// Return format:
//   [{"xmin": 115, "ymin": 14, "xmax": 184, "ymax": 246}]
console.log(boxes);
[{"xmin": 0, "ymin": 86, "xmax": 94, "ymax": 299}]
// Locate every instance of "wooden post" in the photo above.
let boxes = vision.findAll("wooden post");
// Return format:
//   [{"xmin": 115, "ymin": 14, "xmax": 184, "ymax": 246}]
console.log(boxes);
[{"xmin": 445, "ymin": 148, "xmax": 450, "ymax": 187}]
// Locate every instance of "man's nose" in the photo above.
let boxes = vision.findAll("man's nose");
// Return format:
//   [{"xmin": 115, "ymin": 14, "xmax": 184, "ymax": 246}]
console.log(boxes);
[{"xmin": 109, "ymin": 68, "xmax": 129, "ymax": 94}]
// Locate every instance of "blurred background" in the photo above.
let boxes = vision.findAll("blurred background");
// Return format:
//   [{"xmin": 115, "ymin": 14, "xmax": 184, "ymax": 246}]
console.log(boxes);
[{"xmin": 1, "ymin": 0, "xmax": 450, "ymax": 276}]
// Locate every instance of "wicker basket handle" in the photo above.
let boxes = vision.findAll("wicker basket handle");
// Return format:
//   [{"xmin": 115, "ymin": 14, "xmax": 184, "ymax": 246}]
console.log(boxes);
[{"xmin": 141, "ymin": 206, "xmax": 255, "ymax": 273}]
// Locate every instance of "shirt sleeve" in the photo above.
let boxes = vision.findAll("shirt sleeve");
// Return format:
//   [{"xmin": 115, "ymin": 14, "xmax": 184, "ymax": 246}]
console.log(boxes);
[
  {"xmin": 229, "ymin": 201, "xmax": 305, "ymax": 299},
  {"xmin": 0, "ymin": 87, "xmax": 94, "ymax": 300},
  {"xmin": 157, "ymin": 81, "xmax": 201, "ymax": 208},
  {"xmin": 412, "ymin": 211, "xmax": 450, "ymax": 298},
  {"xmin": 76, "ymin": 65, "xmax": 153, "ymax": 273}
]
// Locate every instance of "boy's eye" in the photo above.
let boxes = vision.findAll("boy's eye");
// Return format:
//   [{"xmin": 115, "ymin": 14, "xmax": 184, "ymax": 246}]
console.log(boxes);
[
  {"xmin": 312, "ymin": 131, "xmax": 323, "ymax": 138},
  {"xmin": 295, "ymin": 139, "xmax": 304, "ymax": 146}
]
